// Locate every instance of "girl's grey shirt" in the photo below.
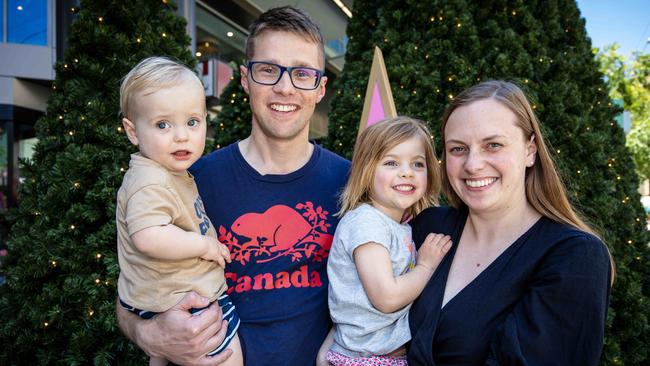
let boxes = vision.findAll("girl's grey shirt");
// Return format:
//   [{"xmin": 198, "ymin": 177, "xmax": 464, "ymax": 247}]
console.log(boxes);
[{"xmin": 327, "ymin": 203, "xmax": 417, "ymax": 357}]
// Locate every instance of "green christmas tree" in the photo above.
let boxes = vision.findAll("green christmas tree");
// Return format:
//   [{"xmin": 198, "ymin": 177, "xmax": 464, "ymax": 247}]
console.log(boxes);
[
  {"xmin": 326, "ymin": 0, "xmax": 650, "ymax": 364},
  {"xmin": 210, "ymin": 61, "xmax": 251, "ymax": 149},
  {"xmin": 0, "ymin": 0, "xmax": 195, "ymax": 363}
]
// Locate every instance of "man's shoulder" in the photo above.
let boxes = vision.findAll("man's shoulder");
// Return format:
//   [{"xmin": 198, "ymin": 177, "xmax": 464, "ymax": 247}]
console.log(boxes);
[
  {"xmin": 190, "ymin": 143, "xmax": 236, "ymax": 175},
  {"xmin": 313, "ymin": 144, "xmax": 350, "ymax": 181},
  {"xmin": 315, "ymin": 144, "xmax": 350, "ymax": 166}
]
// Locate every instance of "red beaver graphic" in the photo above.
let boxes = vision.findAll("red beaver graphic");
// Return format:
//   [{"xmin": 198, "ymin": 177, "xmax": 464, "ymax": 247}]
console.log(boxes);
[
  {"xmin": 232, "ymin": 205, "xmax": 312, "ymax": 253},
  {"xmin": 218, "ymin": 202, "xmax": 333, "ymax": 265}
]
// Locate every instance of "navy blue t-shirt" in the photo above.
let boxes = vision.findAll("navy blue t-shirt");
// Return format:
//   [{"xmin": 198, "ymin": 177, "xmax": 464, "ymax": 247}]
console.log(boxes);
[{"xmin": 190, "ymin": 142, "xmax": 350, "ymax": 366}]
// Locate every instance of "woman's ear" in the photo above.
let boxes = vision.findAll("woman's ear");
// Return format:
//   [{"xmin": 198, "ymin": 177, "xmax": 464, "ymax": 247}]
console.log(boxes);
[
  {"xmin": 526, "ymin": 134, "xmax": 537, "ymax": 167},
  {"xmin": 122, "ymin": 118, "xmax": 139, "ymax": 146}
]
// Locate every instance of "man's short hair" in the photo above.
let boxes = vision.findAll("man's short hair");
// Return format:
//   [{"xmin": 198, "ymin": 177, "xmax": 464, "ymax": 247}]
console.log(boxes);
[{"xmin": 246, "ymin": 6, "xmax": 325, "ymax": 68}]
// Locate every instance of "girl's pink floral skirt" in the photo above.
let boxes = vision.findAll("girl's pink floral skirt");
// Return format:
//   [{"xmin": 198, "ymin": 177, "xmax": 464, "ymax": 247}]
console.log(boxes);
[{"xmin": 326, "ymin": 350, "xmax": 408, "ymax": 366}]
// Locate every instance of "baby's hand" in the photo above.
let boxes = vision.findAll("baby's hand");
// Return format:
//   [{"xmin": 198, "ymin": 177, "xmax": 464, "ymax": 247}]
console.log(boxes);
[
  {"xmin": 201, "ymin": 238, "xmax": 232, "ymax": 268},
  {"xmin": 417, "ymin": 233, "xmax": 452, "ymax": 272}
]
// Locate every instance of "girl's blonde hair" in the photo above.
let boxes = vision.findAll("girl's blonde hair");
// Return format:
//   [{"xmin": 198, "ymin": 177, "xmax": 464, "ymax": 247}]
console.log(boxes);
[
  {"xmin": 339, "ymin": 116, "xmax": 441, "ymax": 219},
  {"xmin": 441, "ymin": 80, "xmax": 614, "ymax": 283}
]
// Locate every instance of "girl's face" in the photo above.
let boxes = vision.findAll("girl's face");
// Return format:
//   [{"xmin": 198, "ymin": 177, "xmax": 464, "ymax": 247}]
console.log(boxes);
[
  {"xmin": 444, "ymin": 99, "xmax": 536, "ymax": 215},
  {"xmin": 370, "ymin": 136, "xmax": 428, "ymax": 222}
]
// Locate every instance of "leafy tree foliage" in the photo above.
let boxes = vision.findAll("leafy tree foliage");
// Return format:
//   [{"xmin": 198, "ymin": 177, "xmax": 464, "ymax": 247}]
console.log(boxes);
[
  {"xmin": 209, "ymin": 62, "xmax": 252, "ymax": 149},
  {"xmin": 596, "ymin": 44, "xmax": 650, "ymax": 180}
]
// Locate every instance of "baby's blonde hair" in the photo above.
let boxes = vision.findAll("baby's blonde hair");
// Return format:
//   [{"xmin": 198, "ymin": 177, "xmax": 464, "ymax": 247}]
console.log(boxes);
[
  {"xmin": 339, "ymin": 117, "xmax": 441, "ymax": 219},
  {"xmin": 119, "ymin": 56, "xmax": 204, "ymax": 120}
]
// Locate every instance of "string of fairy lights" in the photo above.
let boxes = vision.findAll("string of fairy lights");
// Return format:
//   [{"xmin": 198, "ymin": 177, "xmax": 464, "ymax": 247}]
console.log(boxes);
[
  {"xmin": 39, "ymin": 1, "xmax": 181, "ymax": 329},
  {"xmin": 35, "ymin": 2, "xmax": 646, "ymax": 332}
]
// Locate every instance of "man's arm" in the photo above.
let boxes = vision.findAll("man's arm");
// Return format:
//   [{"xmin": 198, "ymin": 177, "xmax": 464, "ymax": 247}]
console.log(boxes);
[{"xmin": 116, "ymin": 292, "xmax": 233, "ymax": 365}]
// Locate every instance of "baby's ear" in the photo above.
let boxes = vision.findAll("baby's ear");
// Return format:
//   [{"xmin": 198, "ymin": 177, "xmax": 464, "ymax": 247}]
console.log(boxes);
[{"xmin": 122, "ymin": 118, "xmax": 139, "ymax": 146}]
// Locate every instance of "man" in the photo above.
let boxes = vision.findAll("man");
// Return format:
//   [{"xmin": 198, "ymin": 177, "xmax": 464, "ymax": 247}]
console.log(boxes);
[{"xmin": 117, "ymin": 6, "xmax": 350, "ymax": 365}]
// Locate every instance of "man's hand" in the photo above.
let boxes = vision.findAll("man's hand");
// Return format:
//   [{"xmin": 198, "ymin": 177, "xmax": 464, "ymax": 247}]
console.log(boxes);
[{"xmin": 117, "ymin": 292, "xmax": 233, "ymax": 365}]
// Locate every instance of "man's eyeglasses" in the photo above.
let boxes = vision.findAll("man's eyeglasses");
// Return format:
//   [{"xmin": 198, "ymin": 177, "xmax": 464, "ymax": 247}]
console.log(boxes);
[{"xmin": 247, "ymin": 61, "xmax": 324, "ymax": 90}]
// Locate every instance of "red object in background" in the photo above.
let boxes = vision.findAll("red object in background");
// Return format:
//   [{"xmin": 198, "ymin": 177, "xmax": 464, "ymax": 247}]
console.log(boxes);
[{"xmin": 199, "ymin": 59, "xmax": 234, "ymax": 99}]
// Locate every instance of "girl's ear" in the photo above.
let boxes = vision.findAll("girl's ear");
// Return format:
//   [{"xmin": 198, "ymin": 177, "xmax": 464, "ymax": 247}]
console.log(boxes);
[{"xmin": 122, "ymin": 118, "xmax": 139, "ymax": 146}]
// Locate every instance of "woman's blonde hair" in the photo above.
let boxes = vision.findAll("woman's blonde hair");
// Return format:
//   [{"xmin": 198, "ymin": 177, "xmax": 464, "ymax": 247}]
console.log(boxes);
[
  {"xmin": 338, "ymin": 116, "xmax": 441, "ymax": 220},
  {"xmin": 440, "ymin": 80, "xmax": 614, "ymax": 282}
]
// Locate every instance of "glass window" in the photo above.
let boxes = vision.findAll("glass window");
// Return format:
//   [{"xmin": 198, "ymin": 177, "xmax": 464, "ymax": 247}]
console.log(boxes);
[
  {"xmin": 19, "ymin": 136, "xmax": 36, "ymax": 161},
  {"xmin": 1, "ymin": 1, "xmax": 4, "ymax": 41},
  {"xmin": 0, "ymin": 125, "xmax": 7, "ymax": 211},
  {"xmin": 195, "ymin": 5, "xmax": 246, "ymax": 62},
  {"xmin": 8, "ymin": 0, "xmax": 47, "ymax": 45},
  {"xmin": 195, "ymin": 5, "xmax": 245, "ymax": 101}
]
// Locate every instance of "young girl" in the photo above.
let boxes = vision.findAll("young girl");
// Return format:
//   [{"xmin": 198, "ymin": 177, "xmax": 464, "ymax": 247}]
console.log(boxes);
[{"xmin": 323, "ymin": 117, "xmax": 452, "ymax": 365}]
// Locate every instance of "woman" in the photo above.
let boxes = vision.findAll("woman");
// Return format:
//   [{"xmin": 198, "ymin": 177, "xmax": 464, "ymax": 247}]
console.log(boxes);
[{"xmin": 407, "ymin": 80, "xmax": 612, "ymax": 366}]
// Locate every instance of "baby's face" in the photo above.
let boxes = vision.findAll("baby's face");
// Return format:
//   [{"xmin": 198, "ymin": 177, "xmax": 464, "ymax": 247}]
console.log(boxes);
[{"xmin": 125, "ymin": 76, "xmax": 207, "ymax": 174}]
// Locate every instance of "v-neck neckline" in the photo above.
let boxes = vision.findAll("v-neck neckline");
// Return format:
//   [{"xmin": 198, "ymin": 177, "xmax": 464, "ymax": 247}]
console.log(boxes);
[{"xmin": 439, "ymin": 213, "xmax": 544, "ymax": 312}]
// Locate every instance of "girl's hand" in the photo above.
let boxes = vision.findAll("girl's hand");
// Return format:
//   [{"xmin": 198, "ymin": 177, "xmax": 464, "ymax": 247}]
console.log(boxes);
[{"xmin": 417, "ymin": 233, "xmax": 452, "ymax": 272}]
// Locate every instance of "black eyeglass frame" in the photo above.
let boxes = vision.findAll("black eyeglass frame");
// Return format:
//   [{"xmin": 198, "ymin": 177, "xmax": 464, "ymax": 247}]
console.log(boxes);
[{"xmin": 246, "ymin": 61, "xmax": 324, "ymax": 90}]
